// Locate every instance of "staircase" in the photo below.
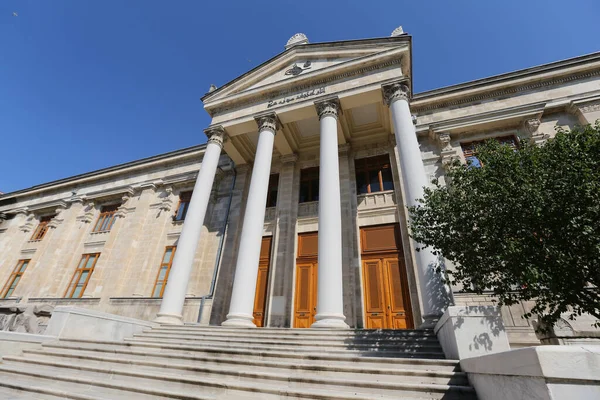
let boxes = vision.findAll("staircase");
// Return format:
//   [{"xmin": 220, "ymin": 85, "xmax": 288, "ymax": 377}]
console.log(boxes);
[{"xmin": 0, "ymin": 325, "xmax": 477, "ymax": 399}]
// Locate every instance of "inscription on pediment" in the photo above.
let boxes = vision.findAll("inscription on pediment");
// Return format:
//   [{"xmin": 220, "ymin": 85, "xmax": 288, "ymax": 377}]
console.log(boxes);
[{"xmin": 267, "ymin": 87, "xmax": 325, "ymax": 108}]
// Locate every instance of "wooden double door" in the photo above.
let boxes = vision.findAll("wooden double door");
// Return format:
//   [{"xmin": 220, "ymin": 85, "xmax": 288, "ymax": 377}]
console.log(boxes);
[
  {"xmin": 361, "ymin": 224, "xmax": 413, "ymax": 329},
  {"xmin": 294, "ymin": 232, "xmax": 318, "ymax": 328},
  {"xmin": 252, "ymin": 236, "xmax": 272, "ymax": 327}
]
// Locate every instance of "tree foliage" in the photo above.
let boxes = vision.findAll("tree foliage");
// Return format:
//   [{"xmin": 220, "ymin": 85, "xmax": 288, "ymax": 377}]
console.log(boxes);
[{"xmin": 408, "ymin": 123, "xmax": 600, "ymax": 328}]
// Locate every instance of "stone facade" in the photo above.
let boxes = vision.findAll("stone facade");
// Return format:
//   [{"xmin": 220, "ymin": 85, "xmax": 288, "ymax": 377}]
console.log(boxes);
[{"xmin": 1, "ymin": 31, "xmax": 599, "ymax": 345}]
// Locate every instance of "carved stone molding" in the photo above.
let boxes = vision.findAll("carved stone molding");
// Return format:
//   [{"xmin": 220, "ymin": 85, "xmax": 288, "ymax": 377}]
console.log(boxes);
[
  {"xmin": 115, "ymin": 193, "xmax": 135, "ymax": 218},
  {"xmin": 285, "ymin": 33, "xmax": 309, "ymax": 49},
  {"xmin": 47, "ymin": 204, "xmax": 68, "ymax": 229},
  {"xmin": 77, "ymin": 201, "xmax": 96, "ymax": 224},
  {"xmin": 315, "ymin": 98, "xmax": 341, "ymax": 120},
  {"xmin": 255, "ymin": 114, "xmax": 278, "ymax": 134},
  {"xmin": 204, "ymin": 125, "xmax": 227, "ymax": 148},
  {"xmin": 580, "ymin": 102, "xmax": 600, "ymax": 113},
  {"xmin": 279, "ymin": 153, "xmax": 298, "ymax": 165},
  {"xmin": 19, "ymin": 215, "xmax": 34, "ymax": 233},
  {"xmin": 522, "ymin": 118, "xmax": 549, "ymax": 145},
  {"xmin": 0, "ymin": 213, "xmax": 6, "ymax": 222},
  {"xmin": 382, "ymin": 82, "xmax": 410, "ymax": 106},
  {"xmin": 390, "ymin": 26, "xmax": 404, "ymax": 37},
  {"xmin": 159, "ymin": 187, "xmax": 174, "ymax": 212}
]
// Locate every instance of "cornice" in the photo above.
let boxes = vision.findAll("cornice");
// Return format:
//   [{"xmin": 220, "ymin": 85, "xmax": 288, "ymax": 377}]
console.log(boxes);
[{"xmin": 412, "ymin": 68, "xmax": 600, "ymax": 113}]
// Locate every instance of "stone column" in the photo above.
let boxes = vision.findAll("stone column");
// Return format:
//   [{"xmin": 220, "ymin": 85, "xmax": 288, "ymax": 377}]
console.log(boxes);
[
  {"xmin": 222, "ymin": 115, "xmax": 277, "ymax": 327},
  {"xmin": 311, "ymin": 99, "xmax": 349, "ymax": 329},
  {"xmin": 155, "ymin": 126, "xmax": 226, "ymax": 325},
  {"xmin": 383, "ymin": 82, "xmax": 449, "ymax": 326}
]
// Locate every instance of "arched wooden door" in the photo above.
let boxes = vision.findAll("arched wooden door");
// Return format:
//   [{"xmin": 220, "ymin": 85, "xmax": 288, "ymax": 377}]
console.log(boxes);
[
  {"xmin": 294, "ymin": 232, "xmax": 318, "ymax": 328},
  {"xmin": 360, "ymin": 224, "xmax": 413, "ymax": 329},
  {"xmin": 252, "ymin": 236, "xmax": 272, "ymax": 327}
]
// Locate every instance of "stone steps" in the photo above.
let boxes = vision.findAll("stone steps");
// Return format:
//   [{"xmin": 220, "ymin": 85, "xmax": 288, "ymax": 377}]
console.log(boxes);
[
  {"xmin": 43, "ymin": 338, "xmax": 459, "ymax": 371},
  {"xmin": 130, "ymin": 332, "xmax": 444, "ymax": 353},
  {"xmin": 0, "ymin": 325, "xmax": 478, "ymax": 399}
]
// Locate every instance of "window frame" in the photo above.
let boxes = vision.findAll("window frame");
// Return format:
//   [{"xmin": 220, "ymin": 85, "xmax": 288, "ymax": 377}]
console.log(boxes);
[
  {"xmin": 151, "ymin": 246, "xmax": 177, "ymax": 298},
  {"xmin": 461, "ymin": 135, "xmax": 518, "ymax": 167},
  {"xmin": 174, "ymin": 191, "xmax": 193, "ymax": 221},
  {"xmin": 64, "ymin": 253, "xmax": 99, "ymax": 298},
  {"xmin": 30, "ymin": 215, "xmax": 54, "ymax": 241},
  {"xmin": 92, "ymin": 204, "xmax": 119, "ymax": 233},
  {"xmin": 299, "ymin": 167, "xmax": 320, "ymax": 203},
  {"xmin": 354, "ymin": 154, "xmax": 395, "ymax": 195},
  {"xmin": 1, "ymin": 259, "xmax": 30, "ymax": 298}
]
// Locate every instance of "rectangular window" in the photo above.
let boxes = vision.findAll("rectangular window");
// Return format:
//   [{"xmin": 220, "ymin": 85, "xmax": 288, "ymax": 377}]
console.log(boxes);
[
  {"xmin": 461, "ymin": 136, "xmax": 517, "ymax": 168},
  {"xmin": 354, "ymin": 155, "xmax": 395, "ymax": 195},
  {"xmin": 174, "ymin": 191, "xmax": 192, "ymax": 221},
  {"xmin": 152, "ymin": 246, "xmax": 176, "ymax": 297},
  {"xmin": 30, "ymin": 215, "xmax": 54, "ymax": 241},
  {"xmin": 1, "ymin": 259, "xmax": 30, "ymax": 298},
  {"xmin": 92, "ymin": 205, "xmax": 119, "ymax": 233},
  {"xmin": 299, "ymin": 167, "xmax": 319, "ymax": 203},
  {"xmin": 266, "ymin": 174, "xmax": 279, "ymax": 208},
  {"xmin": 64, "ymin": 253, "xmax": 99, "ymax": 298}
]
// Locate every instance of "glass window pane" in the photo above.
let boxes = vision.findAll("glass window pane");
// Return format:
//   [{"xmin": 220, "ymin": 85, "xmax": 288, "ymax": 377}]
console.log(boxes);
[
  {"xmin": 85, "ymin": 256, "xmax": 96, "ymax": 269},
  {"xmin": 19, "ymin": 261, "xmax": 29, "ymax": 272},
  {"xmin": 162, "ymin": 250, "xmax": 173, "ymax": 264},
  {"xmin": 175, "ymin": 204, "xmax": 185, "ymax": 220},
  {"xmin": 368, "ymin": 170, "xmax": 381, "ymax": 193},
  {"xmin": 356, "ymin": 172, "xmax": 368, "ymax": 194},
  {"xmin": 77, "ymin": 257, "xmax": 87, "ymax": 269},
  {"xmin": 381, "ymin": 168, "xmax": 394, "ymax": 191},
  {"xmin": 157, "ymin": 267, "xmax": 168, "ymax": 280},
  {"xmin": 78, "ymin": 270, "xmax": 90, "ymax": 285},
  {"xmin": 6, "ymin": 288, "xmax": 14, "ymax": 297},
  {"xmin": 72, "ymin": 286, "xmax": 83, "ymax": 298},
  {"xmin": 311, "ymin": 180, "xmax": 319, "ymax": 202},
  {"xmin": 299, "ymin": 183, "xmax": 309, "ymax": 203},
  {"xmin": 467, "ymin": 156, "xmax": 482, "ymax": 168},
  {"xmin": 10, "ymin": 276, "xmax": 21, "ymax": 290},
  {"xmin": 153, "ymin": 283, "xmax": 163, "ymax": 298}
]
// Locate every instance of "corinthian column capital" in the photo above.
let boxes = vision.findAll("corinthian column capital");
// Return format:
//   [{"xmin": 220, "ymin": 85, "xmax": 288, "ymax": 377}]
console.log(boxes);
[
  {"xmin": 315, "ymin": 98, "xmax": 341, "ymax": 120},
  {"xmin": 204, "ymin": 125, "xmax": 227, "ymax": 148},
  {"xmin": 254, "ymin": 114, "xmax": 278, "ymax": 134},
  {"xmin": 382, "ymin": 82, "xmax": 410, "ymax": 106}
]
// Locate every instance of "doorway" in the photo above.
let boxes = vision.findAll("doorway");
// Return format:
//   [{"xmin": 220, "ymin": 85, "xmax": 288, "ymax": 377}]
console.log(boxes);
[
  {"xmin": 293, "ymin": 232, "xmax": 318, "ymax": 328},
  {"xmin": 252, "ymin": 236, "xmax": 272, "ymax": 327}
]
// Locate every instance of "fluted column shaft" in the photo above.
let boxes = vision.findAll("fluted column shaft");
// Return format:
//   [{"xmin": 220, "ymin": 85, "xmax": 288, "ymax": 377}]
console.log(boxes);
[
  {"xmin": 155, "ymin": 126, "xmax": 225, "ymax": 325},
  {"xmin": 383, "ymin": 82, "xmax": 448, "ymax": 325},
  {"xmin": 223, "ymin": 115, "xmax": 277, "ymax": 327},
  {"xmin": 311, "ymin": 99, "xmax": 349, "ymax": 329}
]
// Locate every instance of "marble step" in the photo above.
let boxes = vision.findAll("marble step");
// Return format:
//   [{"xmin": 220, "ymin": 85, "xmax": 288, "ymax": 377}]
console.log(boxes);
[
  {"xmin": 45, "ymin": 339, "xmax": 460, "ymax": 371},
  {"xmin": 125, "ymin": 336, "xmax": 447, "ymax": 358},
  {"xmin": 0, "ymin": 364, "xmax": 213, "ymax": 400},
  {"xmin": 159, "ymin": 324, "xmax": 438, "ymax": 337},
  {"xmin": 21, "ymin": 347, "xmax": 470, "ymax": 386},
  {"xmin": 1, "ymin": 355, "xmax": 476, "ymax": 400},
  {"xmin": 0, "ymin": 383, "xmax": 78, "ymax": 400},
  {"xmin": 132, "ymin": 331, "xmax": 444, "ymax": 351},
  {"xmin": 147, "ymin": 327, "xmax": 440, "ymax": 343}
]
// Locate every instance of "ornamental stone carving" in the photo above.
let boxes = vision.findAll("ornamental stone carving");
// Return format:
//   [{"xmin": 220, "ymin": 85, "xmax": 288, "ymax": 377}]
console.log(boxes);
[
  {"xmin": 390, "ymin": 26, "xmax": 404, "ymax": 37},
  {"xmin": 285, "ymin": 33, "xmax": 309, "ymax": 49},
  {"xmin": 382, "ymin": 82, "xmax": 410, "ymax": 106},
  {"xmin": 315, "ymin": 99, "xmax": 341, "ymax": 120},
  {"xmin": 159, "ymin": 187, "xmax": 174, "ymax": 212},
  {"xmin": 255, "ymin": 114, "xmax": 278, "ymax": 134},
  {"xmin": 522, "ymin": 118, "xmax": 549, "ymax": 145},
  {"xmin": 437, "ymin": 133, "xmax": 453, "ymax": 152},
  {"xmin": 204, "ymin": 126, "xmax": 227, "ymax": 148},
  {"xmin": 47, "ymin": 204, "xmax": 68, "ymax": 229},
  {"xmin": 279, "ymin": 153, "xmax": 298, "ymax": 165},
  {"xmin": 580, "ymin": 102, "xmax": 600, "ymax": 113}
]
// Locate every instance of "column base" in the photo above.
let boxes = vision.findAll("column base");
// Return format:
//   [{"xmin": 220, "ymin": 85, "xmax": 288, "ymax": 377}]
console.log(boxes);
[
  {"xmin": 154, "ymin": 312, "xmax": 184, "ymax": 325},
  {"xmin": 222, "ymin": 313, "xmax": 257, "ymax": 328},
  {"xmin": 311, "ymin": 313, "xmax": 349, "ymax": 329}
]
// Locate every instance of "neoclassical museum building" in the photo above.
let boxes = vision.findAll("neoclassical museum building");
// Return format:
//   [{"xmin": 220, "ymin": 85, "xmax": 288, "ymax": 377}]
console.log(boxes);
[{"xmin": 1, "ymin": 29, "xmax": 599, "ymax": 347}]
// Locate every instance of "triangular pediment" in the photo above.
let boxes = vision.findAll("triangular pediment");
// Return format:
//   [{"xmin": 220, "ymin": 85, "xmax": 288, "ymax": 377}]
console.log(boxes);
[{"xmin": 202, "ymin": 37, "xmax": 412, "ymax": 113}]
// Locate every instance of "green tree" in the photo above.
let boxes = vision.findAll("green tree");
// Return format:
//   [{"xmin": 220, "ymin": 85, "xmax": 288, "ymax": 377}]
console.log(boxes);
[{"xmin": 409, "ymin": 123, "xmax": 600, "ymax": 329}]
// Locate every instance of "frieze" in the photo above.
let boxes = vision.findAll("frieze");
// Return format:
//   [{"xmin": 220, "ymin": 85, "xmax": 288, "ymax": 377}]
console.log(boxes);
[{"xmin": 267, "ymin": 87, "xmax": 325, "ymax": 108}]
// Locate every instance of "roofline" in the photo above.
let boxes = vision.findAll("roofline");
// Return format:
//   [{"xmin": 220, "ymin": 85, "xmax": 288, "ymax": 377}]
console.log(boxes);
[
  {"xmin": 0, "ymin": 143, "xmax": 208, "ymax": 200},
  {"xmin": 201, "ymin": 35, "xmax": 412, "ymax": 103},
  {"xmin": 413, "ymin": 51, "xmax": 600, "ymax": 100}
]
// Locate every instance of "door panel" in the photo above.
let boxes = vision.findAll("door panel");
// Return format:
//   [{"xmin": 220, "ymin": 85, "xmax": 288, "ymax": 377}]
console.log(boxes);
[
  {"xmin": 360, "ymin": 224, "xmax": 413, "ymax": 330},
  {"xmin": 363, "ymin": 259, "xmax": 387, "ymax": 329},
  {"xmin": 253, "ymin": 237, "xmax": 272, "ymax": 327},
  {"xmin": 385, "ymin": 257, "xmax": 411, "ymax": 330},
  {"xmin": 294, "ymin": 261, "xmax": 317, "ymax": 328}
]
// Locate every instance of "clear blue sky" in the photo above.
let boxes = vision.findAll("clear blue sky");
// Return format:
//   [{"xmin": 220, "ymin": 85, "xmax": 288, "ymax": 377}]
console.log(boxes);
[{"xmin": 2, "ymin": 0, "xmax": 599, "ymax": 193}]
